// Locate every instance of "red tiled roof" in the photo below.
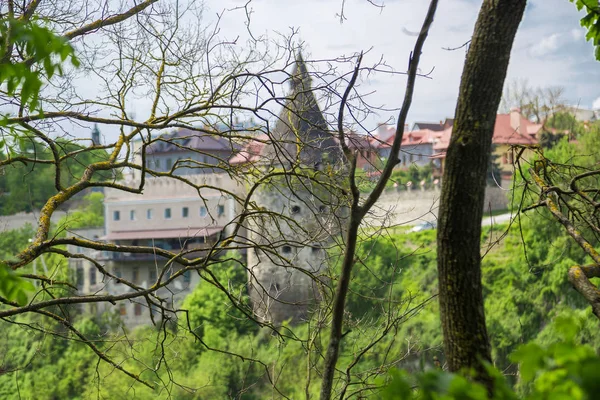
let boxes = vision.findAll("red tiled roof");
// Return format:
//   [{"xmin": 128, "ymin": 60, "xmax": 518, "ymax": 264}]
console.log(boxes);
[
  {"xmin": 433, "ymin": 127, "xmax": 453, "ymax": 151},
  {"xmin": 431, "ymin": 112, "xmax": 542, "ymax": 154},
  {"xmin": 491, "ymin": 114, "xmax": 539, "ymax": 145},
  {"xmin": 229, "ymin": 134, "xmax": 268, "ymax": 165}
]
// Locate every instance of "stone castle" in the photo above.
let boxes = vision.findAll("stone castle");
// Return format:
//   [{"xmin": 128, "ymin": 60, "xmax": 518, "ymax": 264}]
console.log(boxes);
[{"xmin": 70, "ymin": 54, "xmax": 348, "ymax": 327}]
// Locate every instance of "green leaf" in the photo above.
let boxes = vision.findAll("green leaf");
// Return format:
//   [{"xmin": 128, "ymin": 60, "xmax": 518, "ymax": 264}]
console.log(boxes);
[{"xmin": 510, "ymin": 342, "xmax": 545, "ymax": 382}]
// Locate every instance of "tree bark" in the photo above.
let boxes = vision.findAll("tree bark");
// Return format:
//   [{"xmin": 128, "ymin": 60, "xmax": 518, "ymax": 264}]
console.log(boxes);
[{"xmin": 437, "ymin": 0, "xmax": 527, "ymax": 391}]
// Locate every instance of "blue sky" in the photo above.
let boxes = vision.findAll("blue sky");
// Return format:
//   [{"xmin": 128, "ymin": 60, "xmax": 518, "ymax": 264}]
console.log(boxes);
[{"xmin": 201, "ymin": 0, "xmax": 598, "ymax": 130}]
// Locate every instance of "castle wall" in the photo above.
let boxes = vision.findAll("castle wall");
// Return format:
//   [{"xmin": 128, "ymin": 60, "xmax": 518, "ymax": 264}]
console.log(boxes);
[
  {"xmin": 368, "ymin": 185, "xmax": 509, "ymax": 226},
  {"xmin": 245, "ymin": 177, "xmax": 344, "ymax": 324}
]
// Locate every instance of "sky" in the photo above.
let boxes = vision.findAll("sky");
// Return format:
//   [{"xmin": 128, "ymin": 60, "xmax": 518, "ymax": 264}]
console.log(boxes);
[{"xmin": 198, "ymin": 0, "xmax": 599, "ymax": 131}]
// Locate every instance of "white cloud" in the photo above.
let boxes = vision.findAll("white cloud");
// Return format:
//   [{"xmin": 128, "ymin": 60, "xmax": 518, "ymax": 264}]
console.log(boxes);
[
  {"xmin": 592, "ymin": 97, "xmax": 600, "ymax": 110},
  {"xmin": 571, "ymin": 28, "xmax": 585, "ymax": 41},
  {"xmin": 530, "ymin": 33, "xmax": 562, "ymax": 57}
]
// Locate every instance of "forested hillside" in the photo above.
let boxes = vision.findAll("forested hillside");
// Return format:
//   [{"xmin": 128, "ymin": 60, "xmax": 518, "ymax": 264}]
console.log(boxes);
[{"xmin": 1, "ymin": 199, "xmax": 597, "ymax": 399}]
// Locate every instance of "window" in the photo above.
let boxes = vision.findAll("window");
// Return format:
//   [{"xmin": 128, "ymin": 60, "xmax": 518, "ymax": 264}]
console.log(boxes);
[
  {"xmin": 76, "ymin": 267, "xmax": 84, "ymax": 287},
  {"xmin": 147, "ymin": 209, "xmax": 153, "ymax": 219},
  {"xmin": 115, "ymin": 267, "xmax": 122, "ymax": 284},
  {"xmin": 89, "ymin": 268, "xmax": 96, "ymax": 285},
  {"xmin": 154, "ymin": 158, "xmax": 161, "ymax": 169},
  {"xmin": 282, "ymin": 245, "xmax": 292, "ymax": 254},
  {"xmin": 217, "ymin": 205, "xmax": 225, "ymax": 217},
  {"xmin": 182, "ymin": 207, "xmax": 189, "ymax": 218},
  {"xmin": 113, "ymin": 210, "xmax": 120, "ymax": 221},
  {"xmin": 149, "ymin": 269, "xmax": 157, "ymax": 282},
  {"xmin": 130, "ymin": 210, "xmax": 136, "ymax": 221},
  {"xmin": 183, "ymin": 270, "xmax": 191, "ymax": 284},
  {"xmin": 200, "ymin": 206, "xmax": 207, "ymax": 217},
  {"xmin": 165, "ymin": 208, "xmax": 172, "ymax": 219},
  {"xmin": 166, "ymin": 158, "xmax": 173, "ymax": 170},
  {"xmin": 134, "ymin": 303, "xmax": 142, "ymax": 316},
  {"xmin": 291, "ymin": 205, "xmax": 301, "ymax": 214},
  {"xmin": 132, "ymin": 267, "xmax": 139, "ymax": 284},
  {"xmin": 119, "ymin": 304, "xmax": 127, "ymax": 316}
]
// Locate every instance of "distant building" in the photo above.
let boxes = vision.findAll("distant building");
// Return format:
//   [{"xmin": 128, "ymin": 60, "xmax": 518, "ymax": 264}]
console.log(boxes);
[
  {"xmin": 376, "ymin": 127, "xmax": 445, "ymax": 168},
  {"xmin": 432, "ymin": 108, "xmax": 542, "ymax": 179},
  {"xmin": 97, "ymin": 173, "xmax": 244, "ymax": 328},
  {"xmin": 70, "ymin": 124, "xmax": 246, "ymax": 328},
  {"xmin": 561, "ymin": 105, "xmax": 599, "ymax": 123},
  {"xmin": 144, "ymin": 129, "xmax": 240, "ymax": 175},
  {"xmin": 411, "ymin": 118, "xmax": 453, "ymax": 132},
  {"xmin": 233, "ymin": 53, "xmax": 346, "ymax": 324},
  {"xmin": 91, "ymin": 124, "xmax": 101, "ymax": 146}
]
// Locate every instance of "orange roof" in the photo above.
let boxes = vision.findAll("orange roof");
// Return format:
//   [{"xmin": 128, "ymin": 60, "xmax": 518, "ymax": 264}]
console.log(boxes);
[
  {"xmin": 374, "ymin": 128, "xmax": 445, "ymax": 149},
  {"xmin": 229, "ymin": 134, "xmax": 268, "ymax": 165},
  {"xmin": 432, "ymin": 112, "xmax": 541, "ymax": 153},
  {"xmin": 491, "ymin": 114, "xmax": 539, "ymax": 146}
]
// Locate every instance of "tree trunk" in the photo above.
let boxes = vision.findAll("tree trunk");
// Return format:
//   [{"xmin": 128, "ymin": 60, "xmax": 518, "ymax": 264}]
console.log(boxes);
[{"xmin": 437, "ymin": 0, "xmax": 527, "ymax": 391}]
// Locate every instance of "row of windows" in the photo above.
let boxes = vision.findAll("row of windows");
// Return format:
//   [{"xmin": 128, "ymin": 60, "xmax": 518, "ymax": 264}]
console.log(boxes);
[
  {"xmin": 400, "ymin": 153, "xmax": 425, "ymax": 165},
  {"xmin": 290, "ymin": 205, "xmax": 327, "ymax": 215},
  {"xmin": 281, "ymin": 245, "xmax": 321, "ymax": 254},
  {"xmin": 113, "ymin": 204, "xmax": 327, "ymax": 222},
  {"xmin": 119, "ymin": 302, "xmax": 169, "ymax": 317},
  {"xmin": 75, "ymin": 266, "xmax": 97, "ymax": 287},
  {"xmin": 146, "ymin": 155, "xmax": 213, "ymax": 170},
  {"xmin": 113, "ymin": 267, "xmax": 191, "ymax": 285},
  {"xmin": 120, "ymin": 303, "xmax": 143, "ymax": 316},
  {"xmin": 113, "ymin": 205, "xmax": 225, "ymax": 221}
]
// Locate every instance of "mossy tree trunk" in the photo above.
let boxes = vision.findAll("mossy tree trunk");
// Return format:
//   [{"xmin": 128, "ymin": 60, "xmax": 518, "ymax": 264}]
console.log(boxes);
[{"xmin": 436, "ymin": 0, "xmax": 527, "ymax": 391}]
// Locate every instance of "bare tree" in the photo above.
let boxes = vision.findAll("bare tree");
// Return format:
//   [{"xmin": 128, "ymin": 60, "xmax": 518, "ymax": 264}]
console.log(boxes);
[
  {"xmin": 500, "ymin": 79, "xmax": 566, "ymax": 124},
  {"xmin": 319, "ymin": 1, "xmax": 439, "ymax": 398},
  {"xmin": 519, "ymin": 143, "xmax": 600, "ymax": 320},
  {"xmin": 0, "ymin": 0, "xmax": 442, "ymax": 397}
]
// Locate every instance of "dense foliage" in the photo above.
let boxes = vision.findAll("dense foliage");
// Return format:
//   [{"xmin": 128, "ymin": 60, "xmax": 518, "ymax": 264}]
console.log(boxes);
[
  {"xmin": 1, "ymin": 189, "xmax": 599, "ymax": 398},
  {"xmin": 0, "ymin": 139, "xmax": 111, "ymax": 215}
]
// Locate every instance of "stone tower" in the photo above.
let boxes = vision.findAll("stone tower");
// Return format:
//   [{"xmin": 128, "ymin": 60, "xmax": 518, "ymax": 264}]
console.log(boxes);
[
  {"xmin": 91, "ymin": 124, "xmax": 101, "ymax": 145},
  {"xmin": 244, "ymin": 53, "xmax": 346, "ymax": 324}
]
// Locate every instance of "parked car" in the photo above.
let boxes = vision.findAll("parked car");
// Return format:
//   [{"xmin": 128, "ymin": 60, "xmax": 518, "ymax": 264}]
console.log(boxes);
[{"xmin": 408, "ymin": 220, "xmax": 437, "ymax": 233}]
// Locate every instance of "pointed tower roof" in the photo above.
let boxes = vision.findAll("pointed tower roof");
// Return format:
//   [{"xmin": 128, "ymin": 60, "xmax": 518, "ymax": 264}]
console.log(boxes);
[
  {"xmin": 91, "ymin": 123, "xmax": 101, "ymax": 145},
  {"xmin": 260, "ymin": 52, "xmax": 342, "ymax": 167}
]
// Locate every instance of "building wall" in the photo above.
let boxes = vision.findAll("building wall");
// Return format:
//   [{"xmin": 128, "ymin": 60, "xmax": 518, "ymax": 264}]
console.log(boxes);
[
  {"xmin": 245, "ymin": 177, "xmax": 345, "ymax": 324},
  {"xmin": 81, "ymin": 173, "xmax": 246, "ymax": 329},
  {"xmin": 493, "ymin": 144, "xmax": 537, "ymax": 174},
  {"xmin": 146, "ymin": 150, "xmax": 231, "ymax": 175},
  {"xmin": 377, "ymin": 143, "xmax": 436, "ymax": 168},
  {"xmin": 368, "ymin": 186, "xmax": 509, "ymax": 227},
  {"xmin": 67, "ymin": 228, "xmax": 110, "ymax": 316},
  {"xmin": 399, "ymin": 143, "xmax": 434, "ymax": 167},
  {"xmin": 103, "ymin": 259, "xmax": 200, "ymax": 328},
  {"xmin": 104, "ymin": 173, "xmax": 244, "ymax": 235}
]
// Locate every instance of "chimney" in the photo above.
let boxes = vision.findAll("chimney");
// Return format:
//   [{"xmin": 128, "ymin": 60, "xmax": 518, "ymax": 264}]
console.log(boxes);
[{"xmin": 510, "ymin": 107, "xmax": 522, "ymax": 134}]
